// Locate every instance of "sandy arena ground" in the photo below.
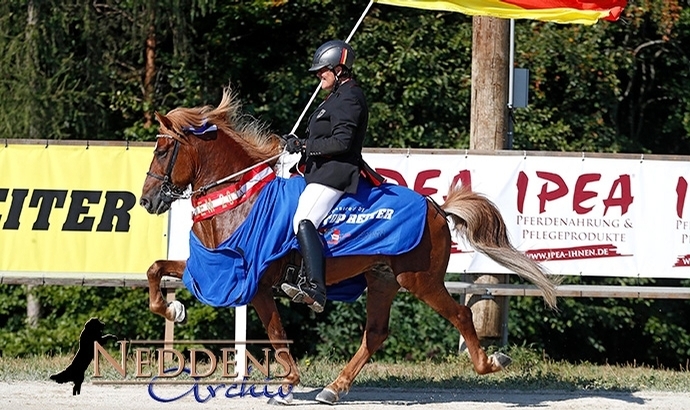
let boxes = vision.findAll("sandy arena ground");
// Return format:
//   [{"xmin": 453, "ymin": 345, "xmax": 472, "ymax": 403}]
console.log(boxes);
[{"xmin": 1, "ymin": 382, "xmax": 689, "ymax": 409}]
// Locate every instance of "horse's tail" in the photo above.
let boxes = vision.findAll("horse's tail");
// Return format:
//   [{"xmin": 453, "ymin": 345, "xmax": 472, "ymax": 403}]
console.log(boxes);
[{"xmin": 440, "ymin": 185, "xmax": 559, "ymax": 309}]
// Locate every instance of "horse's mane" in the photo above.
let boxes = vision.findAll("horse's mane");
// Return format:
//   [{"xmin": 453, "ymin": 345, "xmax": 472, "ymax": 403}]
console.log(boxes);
[{"xmin": 164, "ymin": 86, "xmax": 280, "ymax": 161}]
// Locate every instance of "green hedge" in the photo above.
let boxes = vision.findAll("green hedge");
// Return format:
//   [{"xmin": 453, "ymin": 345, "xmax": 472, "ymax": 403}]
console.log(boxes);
[{"xmin": 1, "ymin": 280, "xmax": 689, "ymax": 368}]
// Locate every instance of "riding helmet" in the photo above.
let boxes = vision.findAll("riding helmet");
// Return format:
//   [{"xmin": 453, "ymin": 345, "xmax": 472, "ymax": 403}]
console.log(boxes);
[{"xmin": 308, "ymin": 40, "xmax": 355, "ymax": 72}]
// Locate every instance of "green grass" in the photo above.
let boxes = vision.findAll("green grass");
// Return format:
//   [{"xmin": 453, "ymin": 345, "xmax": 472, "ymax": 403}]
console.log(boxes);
[
  {"xmin": 2, "ymin": 346, "xmax": 689, "ymax": 392},
  {"xmin": 300, "ymin": 347, "xmax": 690, "ymax": 392}
]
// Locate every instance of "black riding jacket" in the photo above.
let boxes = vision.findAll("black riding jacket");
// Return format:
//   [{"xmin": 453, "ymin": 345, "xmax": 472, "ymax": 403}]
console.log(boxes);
[{"xmin": 302, "ymin": 79, "xmax": 368, "ymax": 194}]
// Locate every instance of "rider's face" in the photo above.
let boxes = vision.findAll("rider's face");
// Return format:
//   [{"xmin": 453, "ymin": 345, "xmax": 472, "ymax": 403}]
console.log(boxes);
[{"xmin": 316, "ymin": 67, "xmax": 341, "ymax": 91}]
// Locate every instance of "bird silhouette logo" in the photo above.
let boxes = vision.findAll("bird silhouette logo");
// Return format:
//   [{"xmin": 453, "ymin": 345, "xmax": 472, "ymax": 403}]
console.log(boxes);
[{"xmin": 49, "ymin": 318, "xmax": 117, "ymax": 395}]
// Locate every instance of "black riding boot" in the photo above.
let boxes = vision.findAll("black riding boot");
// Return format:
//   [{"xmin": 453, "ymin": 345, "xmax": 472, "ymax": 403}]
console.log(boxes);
[{"xmin": 281, "ymin": 220, "xmax": 327, "ymax": 313}]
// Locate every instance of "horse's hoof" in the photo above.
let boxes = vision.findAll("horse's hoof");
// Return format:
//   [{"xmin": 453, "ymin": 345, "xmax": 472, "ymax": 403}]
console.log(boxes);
[
  {"xmin": 315, "ymin": 387, "xmax": 340, "ymax": 405},
  {"xmin": 267, "ymin": 392, "xmax": 293, "ymax": 405},
  {"xmin": 167, "ymin": 300, "xmax": 187, "ymax": 324},
  {"xmin": 490, "ymin": 352, "xmax": 512, "ymax": 369}
]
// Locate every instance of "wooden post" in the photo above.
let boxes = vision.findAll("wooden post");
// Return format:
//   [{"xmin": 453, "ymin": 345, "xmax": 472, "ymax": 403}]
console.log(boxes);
[
  {"xmin": 469, "ymin": 15, "xmax": 510, "ymax": 346},
  {"xmin": 164, "ymin": 289, "xmax": 176, "ymax": 362},
  {"xmin": 26, "ymin": 285, "xmax": 40, "ymax": 328}
]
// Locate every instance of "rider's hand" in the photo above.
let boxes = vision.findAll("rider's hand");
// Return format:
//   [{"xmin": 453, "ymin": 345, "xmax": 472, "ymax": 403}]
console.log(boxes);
[{"xmin": 283, "ymin": 134, "xmax": 305, "ymax": 154}]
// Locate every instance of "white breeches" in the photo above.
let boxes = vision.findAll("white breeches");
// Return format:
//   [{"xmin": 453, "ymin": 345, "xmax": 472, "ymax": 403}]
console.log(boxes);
[{"xmin": 293, "ymin": 183, "xmax": 344, "ymax": 234}]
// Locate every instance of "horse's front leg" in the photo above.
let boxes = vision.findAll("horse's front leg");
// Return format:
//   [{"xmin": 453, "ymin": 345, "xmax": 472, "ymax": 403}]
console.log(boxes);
[
  {"xmin": 146, "ymin": 259, "xmax": 187, "ymax": 322},
  {"xmin": 316, "ymin": 267, "xmax": 400, "ymax": 404},
  {"xmin": 251, "ymin": 269, "xmax": 300, "ymax": 403}
]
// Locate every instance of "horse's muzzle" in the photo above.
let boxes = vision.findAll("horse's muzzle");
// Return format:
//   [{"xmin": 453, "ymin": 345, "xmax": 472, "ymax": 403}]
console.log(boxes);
[{"xmin": 139, "ymin": 196, "xmax": 171, "ymax": 215}]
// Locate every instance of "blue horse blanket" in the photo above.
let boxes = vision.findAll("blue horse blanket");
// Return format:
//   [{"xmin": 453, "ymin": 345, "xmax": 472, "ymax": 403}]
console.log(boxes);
[{"xmin": 183, "ymin": 176, "xmax": 427, "ymax": 307}]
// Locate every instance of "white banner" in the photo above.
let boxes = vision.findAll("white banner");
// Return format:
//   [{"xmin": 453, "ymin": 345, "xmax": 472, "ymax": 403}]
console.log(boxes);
[{"xmin": 168, "ymin": 151, "xmax": 690, "ymax": 279}]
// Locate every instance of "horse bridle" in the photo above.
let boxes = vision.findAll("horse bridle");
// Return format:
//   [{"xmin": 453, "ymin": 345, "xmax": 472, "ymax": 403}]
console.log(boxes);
[
  {"xmin": 147, "ymin": 134, "xmax": 187, "ymax": 203},
  {"xmin": 147, "ymin": 132, "xmax": 285, "ymax": 203}
]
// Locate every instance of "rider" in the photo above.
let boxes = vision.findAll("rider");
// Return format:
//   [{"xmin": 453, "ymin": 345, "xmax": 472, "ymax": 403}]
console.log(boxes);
[{"xmin": 281, "ymin": 39, "xmax": 374, "ymax": 313}]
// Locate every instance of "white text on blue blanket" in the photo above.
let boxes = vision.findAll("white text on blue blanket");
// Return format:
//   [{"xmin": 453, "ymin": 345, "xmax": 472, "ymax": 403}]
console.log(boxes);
[{"xmin": 323, "ymin": 208, "xmax": 395, "ymax": 225}]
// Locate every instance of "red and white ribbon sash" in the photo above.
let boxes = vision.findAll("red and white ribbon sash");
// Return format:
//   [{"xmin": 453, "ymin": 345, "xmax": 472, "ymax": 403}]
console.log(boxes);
[{"xmin": 191, "ymin": 164, "xmax": 276, "ymax": 222}]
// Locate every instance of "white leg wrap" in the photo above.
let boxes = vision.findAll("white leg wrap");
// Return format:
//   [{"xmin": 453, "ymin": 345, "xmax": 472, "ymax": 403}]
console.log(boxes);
[{"xmin": 168, "ymin": 300, "xmax": 186, "ymax": 323}]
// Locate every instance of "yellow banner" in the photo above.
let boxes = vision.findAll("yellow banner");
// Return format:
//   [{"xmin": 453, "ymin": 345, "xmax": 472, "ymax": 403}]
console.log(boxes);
[{"xmin": 0, "ymin": 143, "xmax": 168, "ymax": 276}]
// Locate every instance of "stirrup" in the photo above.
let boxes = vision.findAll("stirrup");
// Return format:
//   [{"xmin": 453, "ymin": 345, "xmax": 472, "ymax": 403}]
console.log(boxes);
[
  {"xmin": 280, "ymin": 282, "xmax": 325, "ymax": 313},
  {"xmin": 281, "ymin": 272, "xmax": 309, "ymax": 299}
]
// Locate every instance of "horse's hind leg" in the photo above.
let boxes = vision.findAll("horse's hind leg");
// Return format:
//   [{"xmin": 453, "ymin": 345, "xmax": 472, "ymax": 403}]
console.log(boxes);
[
  {"xmin": 316, "ymin": 266, "xmax": 400, "ymax": 404},
  {"xmin": 396, "ymin": 271, "xmax": 508, "ymax": 375},
  {"xmin": 146, "ymin": 260, "xmax": 186, "ymax": 322}
]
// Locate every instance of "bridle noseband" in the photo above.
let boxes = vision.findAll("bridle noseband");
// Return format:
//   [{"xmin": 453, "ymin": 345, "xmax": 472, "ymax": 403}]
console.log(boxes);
[{"xmin": 147, "ymin": 134, "xmax": 187, "ymax": 203}]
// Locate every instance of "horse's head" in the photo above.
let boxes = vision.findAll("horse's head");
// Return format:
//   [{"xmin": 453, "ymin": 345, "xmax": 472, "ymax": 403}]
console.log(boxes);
[
  {"xmin": 139, "ymin": 112, "xmax": 198, "ymax": 215},
  {"xmin": 139, "ymin": 86, "xmax": 283, "ymax": 215}
]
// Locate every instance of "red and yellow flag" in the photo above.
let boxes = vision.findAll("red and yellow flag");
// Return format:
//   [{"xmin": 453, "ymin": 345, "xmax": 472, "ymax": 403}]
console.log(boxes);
[{"xmin": 375, "ymin": 0, "xmax": 626, "ymax": 24}]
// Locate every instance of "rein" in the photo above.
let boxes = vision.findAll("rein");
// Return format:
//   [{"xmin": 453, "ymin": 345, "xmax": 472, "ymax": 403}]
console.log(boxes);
[
  {"xmin": 194, "ymin": 153, "xmax": 283, "ymax": 197},
  {"xmin": 149, "ymin": 133, "xmax": 283, "ymax": 201},
  {"xmin": 147, "ymin": 132, "xmax": 288, "ymax": 221}
]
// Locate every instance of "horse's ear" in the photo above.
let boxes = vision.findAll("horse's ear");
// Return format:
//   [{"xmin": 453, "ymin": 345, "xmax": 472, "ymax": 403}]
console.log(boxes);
[{"xmin": 155, "ymin": 112, "xmax": 173, "ymax": 130}]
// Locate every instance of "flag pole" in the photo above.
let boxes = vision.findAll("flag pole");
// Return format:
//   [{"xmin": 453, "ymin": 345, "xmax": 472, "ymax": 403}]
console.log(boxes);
[{"xmin": 289, "ymin": 0, "xmax": 375, "ymax": 135}]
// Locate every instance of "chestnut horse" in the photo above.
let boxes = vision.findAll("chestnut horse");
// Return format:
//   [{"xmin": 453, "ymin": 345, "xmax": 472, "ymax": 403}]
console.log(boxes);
[{"xmin": 139, "ymin": 87, "xmax": 557, "ymax": 404}]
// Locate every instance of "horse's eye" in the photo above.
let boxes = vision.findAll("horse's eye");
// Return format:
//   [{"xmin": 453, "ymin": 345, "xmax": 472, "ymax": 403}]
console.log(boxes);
[{"xmin": 155, "ymin": 149, "xmax": 168, "ymax": 159}]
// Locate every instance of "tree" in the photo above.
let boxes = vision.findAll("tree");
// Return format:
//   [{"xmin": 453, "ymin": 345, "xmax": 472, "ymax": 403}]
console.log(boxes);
[{"xmin": 512, "ymin": 1, "xmax": 690, "ymax": 154}]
